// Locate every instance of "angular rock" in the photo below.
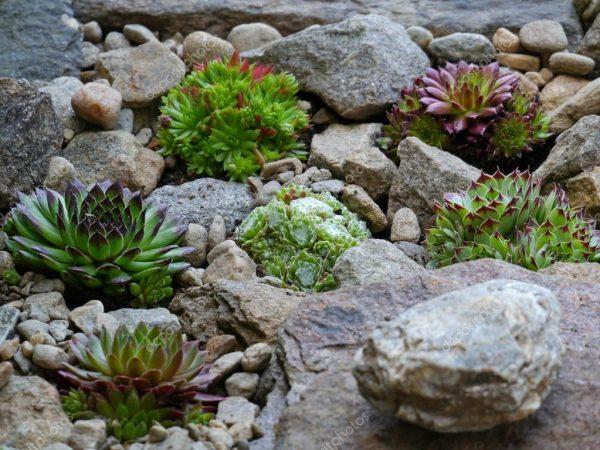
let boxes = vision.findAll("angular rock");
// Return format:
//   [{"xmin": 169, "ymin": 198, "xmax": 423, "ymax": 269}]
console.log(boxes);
[
  {"xmin": 0, "ymin": 306, "xmax": 19, "ymax": 345},
  {"xmin": 39, "ymin": 77, "xmax": 87, "ymax": 140},
  {"xmin": 81, "ymin": 41, "xmax": 101, "ymax": 69},
  {"xmin": 242, "ymin": 343, "xmax": 273, "ymax": 373},
  {"xmin": 183, "ymin": 224, "xmax": 209, "ymax": 267},
  {"xmin": 540, "ymin": 261, "xmax": 600, "ymax": 284},
  {"xmin": 353, "ymin": 280, "xmax": 563, "ymax": 432},
  {"xmin": 96, "ymin": 41, "xmax": 186, "ymax": 107},
  {"xmin": 0, "ymin": 78, "xmax": 63, "ymax": 208},
  {"xmin": 71, "ymin": 82, "xmax": 123, "ymax": 130},
  {"xmin": 227, "ymin": 23, "xmax": 282, "ymax": 52},
  {"xmin": 0, "ymin": 361, "xmax": 12, "ymax": 390},
  {"xmin": 548, "ymin": 51, "xmax": 595, "ymax": 76},
  {"xmin": 309, "ymin": 123, "xmax": 383, "ymax": 178},
  {"xmin": 406, "ymin": 26, "xmax": 433, "ymax": 50},
  {"xmin": 333, "ymin": 239, "xmax": 425, "ymax": 288},
  {"xmin": 261, "ymin": 15, "xmax": 429, "ymax": 120},
  {"xmin": 62, "ymin": 130, "xmax": 164, "ymax": 195},
  {"xmin": 104, "ymin": 31, "xmax": 131, "ymax": 51},
  {"xmin": 534, "ymin": 115, "xmax": 600, "ymax": 183},
  {"xmin": 520, "ymin": 20, "xmax": 569, "ymax": 54},
  {"xmin": 429, "ymin": 33, "xmax": 495, "ymax": 63},
  {"xmin": 566, "ymin": 166, "xmax": 600, "ymax": 216},
  {"xmin": 579, "ymin": 13, "xmax": 600, "ymax": 72},
  {"xmin": 269, "ymin": 258, "xmax": 599, "ymax": 449},
  {"xmin": 69, "ymin": 300, "xmax": 104, "ymax": 334},
  {"xmin": 388, "ymin": 137, "xmax": 480, "ymax": 226},
  {"xmin": 216, "ymin": 397, "xmax": 260, "ymax": 426},
  {"xmin": 209, "ymin": 351, "xmax": 243, "ymax": 380},
  {"xmin": 540, "ymin": 75, "xmax": 589, "ymax": 112},
  {"xmin": 170, "ymin": 280, "xmax": 304, "ymax": 344},
  {"xmin": 207, "ymin": 215, "xmax": 227, "ymax": 252},
  {"xmin": 72, "ymin": 0, "xmax": 583, "ymax": 49},
  {"xmin": 108, "ymin": 307, "xmax": 180, "ymax": 332},
  {"xmin": 394, "ymin": 242, "xmax": 429, "ymax": 266},
  {"xmin": 148, "ymin": 178, "xmax": 254, "ymax": 233},
  {"xmin": 341, "ymin": 185, "xmax": 388, "ymax": 233},
  {"xmin": 547, "ymin": 77, "xmax": 600, "ymax": 133},
  {"xmin": 343, "ymin": 147, "xmax": 397, "ymax": 201},
  {"xmin": 0, "ymin": 376, "xmax": 73, "ymax": 448},
  {"xmin": 0, "ymin": 0, "xmax": 81, "ymax": 80},
  {"xmin": 202, "ymin": 243, "xmax": 257, "ymax": 284},
  {"xmin": 68, "ymin": 419, "xmax": 107, "ymax": 450},
  {"xmin": 24, "ymin": 292, "xmax": 70, "ymax": 323}
]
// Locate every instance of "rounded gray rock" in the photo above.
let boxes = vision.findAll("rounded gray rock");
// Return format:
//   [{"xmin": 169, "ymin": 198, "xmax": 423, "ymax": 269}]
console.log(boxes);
[
  {"xmin": 519, "ymin": 20, "xmax": 569, "ymax": 54},
  {"xmin": 227, "ymin": 22, "xmax": 282, "ymax": 51},
  {"xmin": 353, "ymin": 279, "xmax": 564, "ymax": 432},
  {"xmin": 429, "ymin": 32, "xmax": 495, "ymax": 63}
]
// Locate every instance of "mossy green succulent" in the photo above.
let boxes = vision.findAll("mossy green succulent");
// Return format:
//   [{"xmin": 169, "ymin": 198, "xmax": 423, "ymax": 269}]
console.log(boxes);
[
  {"xmin": 426, "ymin": 170, "xmax": 600, "ymax": 270},
  {"xmin": 235, "ymin": 185, "xmax": 370, "ymax": 292},
  {"xmin": 158, "ymin": 53, "xmax": 309, "ymax": 182}
]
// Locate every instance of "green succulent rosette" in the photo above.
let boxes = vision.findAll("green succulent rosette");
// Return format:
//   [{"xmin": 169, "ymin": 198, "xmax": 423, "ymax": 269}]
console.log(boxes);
[
  {"xmin": 158, "ymin": 53, "xmax": 309, "ymax": 182},
  {"xmin": 236, "ymin": 185, "xmax": 370, "ymax": 292},
  {"xmin": 426, "ymin": 170, "xmax": 600, "ymax": 270},
  {"xmin": 2, "ymin": 180, "xmax": 194, "ymax": 307}
]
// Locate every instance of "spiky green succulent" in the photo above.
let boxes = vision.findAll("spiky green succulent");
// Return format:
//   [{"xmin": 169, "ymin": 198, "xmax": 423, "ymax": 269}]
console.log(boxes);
[
  {"xmin": 62, "ymin": 388, "xmax": 179, "ymax": 442},
  {"xmin": 385, "ymin": 61, "xmax": 551, "ymax": 159},
  {"xmin": 426, "ymin": 170, "xmax": 600, "ymax": 270},
  {"xmin": 2, "ymin": 180, "xmax": 193, "ymax": 307},
  {"xmin": 236, "ymin": 185, "xmax": 370, "ymax": 292},
  {"xmin": 158, "ymin": 53, "xmax": 309, "ymax": 182},
  {"xmin": 1, "ymin": 268, "xmax": 20, "ymax": 286},
  {"xmin": 59, "ymin": 324, "xmax": 215, "ymax": 400}
]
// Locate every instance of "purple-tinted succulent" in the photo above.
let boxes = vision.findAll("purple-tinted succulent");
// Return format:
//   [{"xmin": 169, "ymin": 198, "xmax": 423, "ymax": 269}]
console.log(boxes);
[{"xmin": 418, "ymin": 61, "xmax": 519, "ymax": 136}]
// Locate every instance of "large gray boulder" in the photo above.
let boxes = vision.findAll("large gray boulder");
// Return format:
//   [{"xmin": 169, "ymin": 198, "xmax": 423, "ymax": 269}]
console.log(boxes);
[
  {"xmin": 387, "ymin": 137, "xmax": 480, "ymax": 226},
  {"xmin": 0, "ymin": 78, "xmax": 63, "ymax": 208},
  {"xmin": 353, "ymin": 280, "xmax": 563, "ymax": 432},
  {"xmin": 260, "ymin": 15, "xmax": 429, "ymax": 120},
  {"xmin": 0, "ymin": 0, "xmax": 81, "ymax": 80},
  {"xmin": 534, "ymin": 115, "xmax": 600, "ymax": 184},
  {"xmin": 148, "ymin": 178, "xmax": 255, "ymax": 234},
  {"xmin": 72, "ymin": 0, "xmax": 583, "ymax": 48},
  {"xmin": 255, "ymin": 259, "xmax": 599, "ymax": 450}
]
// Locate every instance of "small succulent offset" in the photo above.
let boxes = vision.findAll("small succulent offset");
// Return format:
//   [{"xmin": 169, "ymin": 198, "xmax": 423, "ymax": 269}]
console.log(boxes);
[
  {"xmin": 426, "ymin": 170, "xmax": 600, "ymax": 270},
  {"xmin": 385, "ymin": 61, "xmax": 551, "ymax": 159},
  {"xmin": 59, "ymin": 324, "xmax": 221, "ymax": 442},
  {"xmin": 2, "ymin": 180, "xmax": 193, "ymax": 307},
  {"xmin": 158, "ymin": 53, "xmax": 310, "ymax": 182},
  {"xmin": 236, "ymin": 185, "xmax": 370, "ymax": 292}
]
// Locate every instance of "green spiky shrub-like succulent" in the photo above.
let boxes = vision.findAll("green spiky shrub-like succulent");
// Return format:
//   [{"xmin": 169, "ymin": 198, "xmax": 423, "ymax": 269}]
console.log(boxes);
[
  {"xmin": 158, "ymin": 53, "xmax": 310, "ymax": 182},
  {"xmin": 385, "ymin": 61, "xmax": 551, "ymax": 159},
  {"xmin": 236, "ymin": 185, "xmax": 371, "ymax": 292},
  {"xmin": 426, "ymin": 170, "xmax": 600, "ymax": 270},
  {"xmin": 59, "ymin": 324, "xmax": 222, "ymax": 442},
  {"xmin": 2, "ymin": 180, "xmax": 194, "ymax": 307}
]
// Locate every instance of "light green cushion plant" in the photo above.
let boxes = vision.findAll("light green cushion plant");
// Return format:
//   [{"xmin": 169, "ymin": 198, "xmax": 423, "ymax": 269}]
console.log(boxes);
[
  {"xmin": 235, "ymin": 185, "xmax": 370, "ymax": 292},
  {"xmin": 158, "ymin": 54, "xmax": 309, "ymax": 181},
  {"xmin": 426, "ymin": 170, "xmax": 600, "ymax": 270}
]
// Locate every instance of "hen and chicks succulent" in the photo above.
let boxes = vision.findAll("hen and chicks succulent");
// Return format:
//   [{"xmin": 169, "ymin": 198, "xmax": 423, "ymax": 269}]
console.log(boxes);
[
  {"xmin": 158, "ymin": 53, "xmax": 309, "ymax": 182},
  {"xmin": 427, "ymin": 170, "xmax": 600, "ymax": 270},
  {"xmin": 60, "ymin": 324, "xmax": 221, "ymax": 442},
  {"xmin": 2, "ymin": 180, "xmax": 193, "ymax": 307},
  {"xmin": 385, "ymin": 61, "xmax": 551, "ymax": 159},
  {"xmin": 236, "ymin": 185, "xmax": 370, "ymax": 292}
]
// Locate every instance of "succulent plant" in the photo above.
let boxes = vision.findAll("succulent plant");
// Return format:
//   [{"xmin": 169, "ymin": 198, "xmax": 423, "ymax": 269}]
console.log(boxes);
[
  {"xmin": 236, "ymin": 185, "xmax": 370, "ymax": 292},
  {"xmin": 1, "ymin": 268, "xmax": 20, "ymax": 286},
  {"xmin": 384, "ymin": 61, "xmax": 551, "ymax": 160},
  {"xmin": 426, "ymin": 170, "xmax": 600, "ymax": 270},
  {"xmin": 2, "ymin": 180, "xmax": 193, "ymax": 307},
  {"xmin": 62, "ymin": 388, "xmax": 179, "ymax": 442},
  {"xmin": 158, "ymin": 53, "xmax": 309, "ymax": 182},
  {"xmin": 59, "ymin": 324, "xmax": 215, "ymax": 400}
]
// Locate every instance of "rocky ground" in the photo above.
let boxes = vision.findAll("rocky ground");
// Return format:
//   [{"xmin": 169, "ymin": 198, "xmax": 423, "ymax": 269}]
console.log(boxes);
[{"xmin": 0, "ymin": 1, "xmax": 599, "ymax": 450}]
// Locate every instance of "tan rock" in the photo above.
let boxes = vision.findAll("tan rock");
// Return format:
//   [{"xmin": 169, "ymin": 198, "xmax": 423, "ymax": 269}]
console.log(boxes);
[
  {"xmin": 549, "ymin": 52, "xmax": 596, "ymax": 76},
  {"xmin": 390, "ymin": 208, "xmax": 421, "ymax": 243},
  {"xmin": 497, "ymin": 52, "xmax": 540, "ymax": 72},
  {"xmin": 492, "ymin": 27, "xmax": 520, "ymax": 53},
  {"xmin": 540, "ymin": 75, "xmax": 590, "ymax": 112},
  {"xmin": 342, "ymin": 184, "xmax": 388, "ymax": 233},
  {"xmin": 515, "ymin": 71, "xmax": 539, "ymax": 96},
  {"xmin": 539, "ymin": 68, "xmax": 555, "ymax": 83},
  {"xmin": 566, "ymin": 166, "xmax": 600, "ymax": 216},
  {"xmin": 183, "ymin": 31, "xmax": 234, "ymax": 68},
  {"xmin": 71, "ymin": 82, "xmax": 122, "ymax": 130},
  {"xmin": 524, "ymin": 71, "xmax": 547, "ymax": 88},
  {"xmin": 548, "ymin": 78, "xmax": 600, "ymax": 133}
]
